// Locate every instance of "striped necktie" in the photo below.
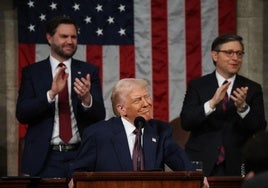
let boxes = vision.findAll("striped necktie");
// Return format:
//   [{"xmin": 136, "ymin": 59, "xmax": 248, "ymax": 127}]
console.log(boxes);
[
  {"xmin": 132, "ymin": 128, "xmax": 144, "ymax": 171},
  {"xmin": 216, "ymin": 80, "xmax": 228, "ymax": 165},
  {"xmin": 222, "ymin": 80, "xmax": 229, "ymax": 112}
]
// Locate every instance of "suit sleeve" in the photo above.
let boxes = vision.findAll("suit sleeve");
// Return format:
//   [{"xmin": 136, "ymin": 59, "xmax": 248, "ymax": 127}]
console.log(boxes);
[
  {"xmin": 163, "ymin": 124, "xmax": 194, "ymax": 171},
  {"xmin": 180, "ymin": 80, "xmax": 208, "ymax": 131},
  {"xmin": 240, "ymin": 82, "xmax": 266, "ymax": 132},
  {"xmin": 76, "ymin": 64, "xmax": 106, "ymax": 127},
  {"xmin": 16, "ymin": 65, "xmax": 54, "ymax": 124},
  {"xmin": 68, "ymin": 126, "xmax": 97, "ymax": 179}
]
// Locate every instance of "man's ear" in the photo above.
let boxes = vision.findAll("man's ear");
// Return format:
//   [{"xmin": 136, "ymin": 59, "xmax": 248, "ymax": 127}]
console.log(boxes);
[
  {"xmin": 211, "ymin": 51, "xmax": 218, "ymax": 62},
  {"xmin": 46, "ymin": 33, "xmax": 52, "ymax": 45},
  {"xmin": 116, "ymin": 104, "xmax": 126, "ymax": 116}
]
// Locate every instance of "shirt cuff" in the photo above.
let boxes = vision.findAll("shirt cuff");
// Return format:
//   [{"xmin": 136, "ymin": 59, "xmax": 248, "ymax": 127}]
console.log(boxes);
[
  {"xmin": 204, "ymin": 100, "xmax": 216, "ymax": 116},
  {"xmin": 237, "ymin": 105, "xmax": 250, "ymax": 118},
  {"xmin": 81, "ymin": 94, "xmax": 93, "ymax": 109},
  {"xmin": 47, "ymin": 91, "xmax": 55, "ymax": 103}
]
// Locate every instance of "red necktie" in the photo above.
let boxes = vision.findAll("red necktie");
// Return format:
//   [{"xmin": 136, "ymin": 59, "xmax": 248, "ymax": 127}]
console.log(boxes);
[
  {"xmin": 132, "ymin": 129, "xmax": 144, "ymax": 171},
  {"xmin": 222, "ymin": 80, "xmax": 229, "ymax": 112},
  {"xmin": 216, "ymin": 146, "xmax": 225, "ymax": 165},
  {"xmin": 216, "ymin": 80, "xmax": 228, "ymax": 165},
  {"xmin": 58, "ymin": 63, "xmax": 72, "ymax": 143}
]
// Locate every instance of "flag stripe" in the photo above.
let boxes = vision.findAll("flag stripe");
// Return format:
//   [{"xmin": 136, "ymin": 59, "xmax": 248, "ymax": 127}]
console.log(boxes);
[
  {"xmin": 201, "ymin": 0, "xmax": 218, "ymax": 75},
  {"xmin": 120, "ymin": 46, "xmax": 135, "ymax": 79},
  {"xmin": 102, "ymin": 46, "xmax": 120, "ymax": 118},
  {"xmin": 185, "ymin": 0, "xmax": 202, "ymax": 85},
  {"xmin": 168, "ymin": 0, "xmax": 186, "ymax": 121},
  {"xmin": 218, "ymin": 0, "xmax": 236, "ymax": 34},
  {"xmin": 151, "ymin": 0, "xmax": 169, "ymax": 121},
  {"xmin": 133, "ymin": 0, "xmax": 152, "ymax": 87},
  {"xmin": 86, "ymin": 45, "xmax": 103, "ymax": 85}
]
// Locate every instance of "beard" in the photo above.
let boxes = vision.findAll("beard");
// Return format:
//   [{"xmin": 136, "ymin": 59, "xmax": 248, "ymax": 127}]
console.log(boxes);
[{"xmin": 51, "ymin": 43, "xmax": 77, "ymax": 59}]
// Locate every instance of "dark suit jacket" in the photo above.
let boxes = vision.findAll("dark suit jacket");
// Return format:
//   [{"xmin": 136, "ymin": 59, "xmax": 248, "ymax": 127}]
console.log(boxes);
[
  {"xmin": 241, "ymin": 171, "xmax": 268, "ymax": 188},
  {"xmin": 69, "ymin": 117, "xmax": 194, "ymax": 176},
  {"xmin": 16, "ymin": 58, "xmax": 106, "ymax": 176},
  {"xmin": 180, "ymin": 72, "xmax": 266, "ymax": 176}
]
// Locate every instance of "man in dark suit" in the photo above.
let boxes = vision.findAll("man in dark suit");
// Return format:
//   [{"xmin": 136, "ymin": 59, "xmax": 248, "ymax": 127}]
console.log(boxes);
[
  {"xmin": 68, "ymin": 78, "xmax": 196, "ymax": 188},
  {"xmin": 241, "ymin": 171, "xmax": 268, "ymax": 188},
  {"xmin": 241, "ymin": 131, "xmax": 268, "ymax": 187},
  {"xmin": 16, "ymin": 16, "xmax": 106, "ymax": 178},
  {"xmin": 180, "ymin": 34, "xmax": 266, "ymax": 176}
]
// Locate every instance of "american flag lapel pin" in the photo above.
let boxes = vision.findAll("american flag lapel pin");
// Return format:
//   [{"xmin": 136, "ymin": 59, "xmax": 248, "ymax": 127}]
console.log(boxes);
[{"xmin": 152, "ymin": 138, "xmax": 157, "ymax": 143}]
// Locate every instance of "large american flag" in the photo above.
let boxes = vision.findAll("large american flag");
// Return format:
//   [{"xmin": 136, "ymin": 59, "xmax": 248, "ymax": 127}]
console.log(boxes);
[{"xmin": 18, "ymin": 0, "xmax": 236, "ymax": 138}]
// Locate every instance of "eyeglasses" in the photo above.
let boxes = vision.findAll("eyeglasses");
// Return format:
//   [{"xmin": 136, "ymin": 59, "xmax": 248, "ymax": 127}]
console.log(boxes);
[{"xmin": 216, "ymin": 50, "xmax": 245, "ymax": 58}]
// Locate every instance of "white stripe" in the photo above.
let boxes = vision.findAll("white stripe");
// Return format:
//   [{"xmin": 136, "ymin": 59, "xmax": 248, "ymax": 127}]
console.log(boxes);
[
  {"xmin": 102, "ymin": 46, "xmax": 120, "ymax": 119},
  {"xmin": 168, "ymin": 0, "xmax": 186, "ymax": 121},
  {"xmin": 36, "ymin": 44, "xmax": 49, "ymax": 61},
  {"xmin": 201, "ymin": 0, "xmax": 218, "ymax": 75},
  {"xmin": 134, "ymin": 0, "xmax": 153, "ymax": 95},
  {"xmin": 74, "ymin": 45, "xmax": 86, "ymax": 61}
]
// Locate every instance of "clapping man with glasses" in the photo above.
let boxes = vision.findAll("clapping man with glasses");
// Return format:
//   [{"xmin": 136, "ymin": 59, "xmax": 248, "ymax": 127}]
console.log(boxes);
[{"xmin": 180, "ymin": 34, "xmax": 266, "ymax": 176}]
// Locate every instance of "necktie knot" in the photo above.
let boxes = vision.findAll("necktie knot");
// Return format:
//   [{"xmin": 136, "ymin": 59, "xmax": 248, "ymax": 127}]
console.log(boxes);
[
  {"xmin": 222, "ymin": 80, "xmax": 228, "ymax": 85},
  {"xmin": 133, "ymin": 128, "xmax": 140, "ymax": 135},
  {"xmin": 58, "ymin": 63, "xmax": 66, "ymax": 68}
]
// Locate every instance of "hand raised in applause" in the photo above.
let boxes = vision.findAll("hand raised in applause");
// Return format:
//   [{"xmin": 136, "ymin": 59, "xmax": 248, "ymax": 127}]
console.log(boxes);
[
  {"xmin": 230, "ymin": 86, "xmax": 248, "ymax": 111},
  {"xmin": 209, "ymin": 81, "xmax": 231, "ymax": 109},
  {"xmin": 73, "ymin": 74, "xmax": 92, "ymax": 106},
  {"xmin": 49, "ymin": 66, "xmax": 69, "ymax": 100}
]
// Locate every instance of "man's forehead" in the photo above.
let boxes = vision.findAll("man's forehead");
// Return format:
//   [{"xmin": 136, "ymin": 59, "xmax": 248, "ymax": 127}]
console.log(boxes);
[{"xmin": 129, "ymin": 91, "xmax": 150, "ymax": 98}]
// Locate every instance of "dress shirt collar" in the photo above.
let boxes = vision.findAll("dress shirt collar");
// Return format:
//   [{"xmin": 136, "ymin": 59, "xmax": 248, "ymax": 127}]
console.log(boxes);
[
  {"xmin": 215, "ymin": 71, "xmax": 236, "ymax": 95},
  {"xmin": 49, "ymin": 54, "xmax": 72, "ymax": 73},
  {"xmin": 121, "ymin": 117, "xmax": 136, "ymax": 136}
]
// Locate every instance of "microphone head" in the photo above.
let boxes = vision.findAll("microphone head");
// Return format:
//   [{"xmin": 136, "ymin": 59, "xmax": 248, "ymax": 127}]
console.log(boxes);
[{"xmin": 134, "ymin": 116, "xmax": 146, "ymax": 129}]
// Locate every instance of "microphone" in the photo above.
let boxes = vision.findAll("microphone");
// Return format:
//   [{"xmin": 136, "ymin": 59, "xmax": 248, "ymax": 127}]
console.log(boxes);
[
  {"xmin": 134, "ymin": 116, "xmax": 146, "ymax": 129},
  {"xmin": 133, "ymin": 116, "xmax": 146, "ymax": 171}
]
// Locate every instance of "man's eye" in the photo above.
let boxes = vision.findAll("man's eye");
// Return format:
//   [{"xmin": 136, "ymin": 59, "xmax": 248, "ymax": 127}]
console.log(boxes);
[
  {"xmin": 237, "ymin": 52, "xmax": 243, "ymax": 56},
  {"xmin": 133, "ymin": 99, "xmax": 141, "ymax": 104},
  {"xmin": 226, "ymin": 51, "xmax": 233, "ymax": 55}
]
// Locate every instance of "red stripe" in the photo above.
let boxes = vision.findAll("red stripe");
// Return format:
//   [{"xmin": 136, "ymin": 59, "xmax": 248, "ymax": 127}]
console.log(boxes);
[
  {"xmin": 119, "ymin": 45, "xmax": 135, "ymax": 79},
  {"xmin": 151, "ymin": 0, "xmax": 169, "ymax": 121},
  {"xmin": 18, "ymin": 44, "xmax": 36, "ymax": 138},
  {"xmin": 86, "ymin": 45, "xmax": 103, "ymax": 87},
  {"xmin": 218, "ymin": 0, "xmax": 236, "ymax": 34},
  {"xmin": 18, "ymin": 44, "xmax": 36, "ymax": 84},
  {"xmin": 185, "ymin": 0, "xmax": 202, "ymax": 85}
]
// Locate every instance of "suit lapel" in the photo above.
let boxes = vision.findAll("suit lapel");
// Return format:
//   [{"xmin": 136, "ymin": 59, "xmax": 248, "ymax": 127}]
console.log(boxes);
[
  {"xmin": 38, "ymin": 58, "xmax": 53, "ymax": 91},
  {"xmin": 111, "ymin": 118, "xmax": 133, "ymax": 171},
  {"xmin": 143, "ymin": 121, "xmax": 159, "ymax": 170},
  {"xmin": 70, "ymin": 59, "xmax": 82, "ymax": 115}
]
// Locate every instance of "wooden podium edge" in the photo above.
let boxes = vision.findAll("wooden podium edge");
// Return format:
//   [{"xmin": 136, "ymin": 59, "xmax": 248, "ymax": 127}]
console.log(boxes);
[{"xmin": 73, "ymin": 171, "xmax": 204, "ymax": 181}]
